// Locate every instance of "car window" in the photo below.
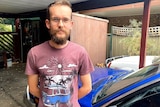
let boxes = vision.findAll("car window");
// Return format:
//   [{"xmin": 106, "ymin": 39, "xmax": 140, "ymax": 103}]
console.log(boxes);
[
  {"xmin": 124, "ymin": 65, "xmax": 158, "ymax": 79},
  {"xmin": 93, "ymin": 64, "xmax": 159, "ymax": 105},
  {"xmin": 107, "ymin": 81, "xmax": 160, "ymax": 107}
]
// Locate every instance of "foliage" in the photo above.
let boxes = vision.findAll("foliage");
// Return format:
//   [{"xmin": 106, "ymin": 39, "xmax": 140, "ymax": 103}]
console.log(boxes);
[
  {"xmin": 0, "ymin": 18, "xmax": 12, "ymax": 32},
  {"xmin": 127, "ymin": 19, "xmax": 142, "ymax": 28},
  {"xmin": 0, "ymin": 23, "xmax": 12, "ymax": 32},
  {"xmin": 119, "ymin": 19, "xmax": 159, "ymax": 55},
  {"xmin": 0, "ymin": 18, "xmax": 3, "ymax": 23}
]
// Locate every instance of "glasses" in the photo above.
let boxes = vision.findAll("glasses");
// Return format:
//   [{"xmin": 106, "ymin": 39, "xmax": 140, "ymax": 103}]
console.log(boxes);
[{"xmin": 50, "ymin": 17, "xmax": 71, "ymax": 25}]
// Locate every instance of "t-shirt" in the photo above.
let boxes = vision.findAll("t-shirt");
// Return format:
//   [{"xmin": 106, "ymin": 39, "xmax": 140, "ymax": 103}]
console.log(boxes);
[{"xmin": 25, "ymin": 41, "xmax": 94, "ymax": 107}]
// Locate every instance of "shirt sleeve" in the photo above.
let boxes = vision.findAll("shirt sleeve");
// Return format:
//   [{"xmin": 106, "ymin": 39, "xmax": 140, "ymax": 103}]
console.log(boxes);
[
  {"xmin": 25, "ymin": 49, "xmax": 38, "ymax": 75},
  {"xmin": 79, "ymin": 49, "xmax": 94, "ymax": 75}
]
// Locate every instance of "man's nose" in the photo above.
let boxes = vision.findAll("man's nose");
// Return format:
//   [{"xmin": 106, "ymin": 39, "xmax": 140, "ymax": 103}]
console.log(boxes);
[{"xmin": 58, "ymin": 20, "xmax": 64, "ymax": 27}]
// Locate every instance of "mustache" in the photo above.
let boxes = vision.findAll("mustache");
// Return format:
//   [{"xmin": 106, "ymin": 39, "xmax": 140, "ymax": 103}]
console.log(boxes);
[{"xmin": 55, "ymin": 29, "xmax": 66, "ymax": 33}]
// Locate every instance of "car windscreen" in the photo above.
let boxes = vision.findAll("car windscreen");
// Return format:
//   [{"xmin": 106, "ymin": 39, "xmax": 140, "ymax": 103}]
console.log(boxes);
[
  {"xmin": 93, "ymin": 64, "xmax": 159, "ymax": 104},
  {"xmin": 108, "ymin": 81, "xmax": 160, "ymax": 107}
]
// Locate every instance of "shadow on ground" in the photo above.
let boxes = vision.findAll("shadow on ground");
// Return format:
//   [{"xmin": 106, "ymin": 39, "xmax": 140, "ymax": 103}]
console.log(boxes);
[{"xmin": 0, "ymin": 63, "xmax": 27, "ymax": 107}]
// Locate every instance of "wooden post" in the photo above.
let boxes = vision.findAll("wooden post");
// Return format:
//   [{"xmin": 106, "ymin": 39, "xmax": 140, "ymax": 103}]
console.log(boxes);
[
  {"xmin": 2, "ymin": 51, "xmax": 7, "ymax": 68},
  {"xmin": 139, "ymin": 0, "xmax": 151, "ymax": 69}
]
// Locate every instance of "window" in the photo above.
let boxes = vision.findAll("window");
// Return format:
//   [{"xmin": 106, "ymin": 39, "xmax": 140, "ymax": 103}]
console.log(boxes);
[
  {"xmin": 107, "ymin": 82, "xmax": 160, "ymax": 107},
  {"xmin": 93, "ymin": 64, "xmax": 159, "ymax": 105}
]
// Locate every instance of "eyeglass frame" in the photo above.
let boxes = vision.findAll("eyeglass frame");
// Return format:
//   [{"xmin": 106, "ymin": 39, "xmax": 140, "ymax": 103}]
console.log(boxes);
[{"xmin": 50, "ymin": 17, "xmax": 72, "ymax": 25}]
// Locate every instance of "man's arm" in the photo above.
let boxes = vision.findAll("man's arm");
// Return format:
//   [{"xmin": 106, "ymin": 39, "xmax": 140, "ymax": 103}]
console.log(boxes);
[
  {"xmin": 28, "ymin": 74, "xmax": 40, "ymax": 98},
  {"xmin": 78, "ymin": 73, "xmax": 92, "ymax": 99}
]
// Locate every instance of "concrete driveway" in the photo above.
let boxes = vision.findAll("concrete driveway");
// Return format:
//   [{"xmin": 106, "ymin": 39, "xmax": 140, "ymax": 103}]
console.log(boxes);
[{"xmin": 0, "ymin": 63, "xmax": 27, "ymax": 107}]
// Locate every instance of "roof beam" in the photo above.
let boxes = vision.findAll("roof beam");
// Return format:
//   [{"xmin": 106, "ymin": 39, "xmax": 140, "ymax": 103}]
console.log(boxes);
[{"xmin": 72, "ymin": 0, "xmax": 144, "ymax": 11}]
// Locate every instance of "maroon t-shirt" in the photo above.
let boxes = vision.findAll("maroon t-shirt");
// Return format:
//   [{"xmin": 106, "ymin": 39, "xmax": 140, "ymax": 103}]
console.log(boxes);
[{"xmin": 25, "ymin": 41, "xmax": 94, "ymax": 107}]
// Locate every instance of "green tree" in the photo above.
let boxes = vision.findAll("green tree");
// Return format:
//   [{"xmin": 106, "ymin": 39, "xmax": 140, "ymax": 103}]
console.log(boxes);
[
  {"xmin": 0, "ymin": 18, "xmax": 12, "ymax": 32},
  {"xmin": 119, "ymin": 19, "xmax": 159, "ymax": 55}
]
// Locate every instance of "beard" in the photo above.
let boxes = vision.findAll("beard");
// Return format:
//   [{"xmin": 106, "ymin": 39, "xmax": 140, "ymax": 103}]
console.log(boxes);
[{"xmin": 50, "ymin": 29, "xmax": 70, "ymax": 45}]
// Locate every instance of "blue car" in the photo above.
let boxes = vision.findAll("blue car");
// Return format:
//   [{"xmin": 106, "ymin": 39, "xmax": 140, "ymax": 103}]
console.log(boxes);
[
  {"xmin": 24, "ymin": 61, "xmax": 160, "ymax": 107},
  {"xmin": 79, "ymin": 61, "xmax": 160, "ymax": 107},
  {"xmin": 78, "ymin": 67, "xmax": 131, "ymax": 107}
]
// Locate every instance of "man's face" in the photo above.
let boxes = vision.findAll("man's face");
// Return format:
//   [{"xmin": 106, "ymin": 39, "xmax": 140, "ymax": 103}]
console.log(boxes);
[{"xmin": 45, "ymin": 5, "xmax": 73, "ymax": 45}]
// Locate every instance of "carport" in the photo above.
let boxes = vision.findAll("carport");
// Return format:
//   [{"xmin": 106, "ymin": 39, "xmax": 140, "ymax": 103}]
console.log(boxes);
[
  {"xmin": 0, "ymin": 0, "xmax": 154, "ymax": 68},
  {"xmin": 0, "ymin": 0, "xmax": 157, "ymax": 107}
]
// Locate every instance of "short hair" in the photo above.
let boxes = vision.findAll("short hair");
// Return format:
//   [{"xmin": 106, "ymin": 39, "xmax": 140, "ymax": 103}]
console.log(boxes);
[{"xmin": 46, "ymin": 0, "xmax": 72, "ymax": 20}]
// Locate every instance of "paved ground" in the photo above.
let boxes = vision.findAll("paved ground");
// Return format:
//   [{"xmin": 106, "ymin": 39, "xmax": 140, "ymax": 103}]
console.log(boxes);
[{"xmin": 0, "ymin": 63, "xmax": 27, "ymax": 107}]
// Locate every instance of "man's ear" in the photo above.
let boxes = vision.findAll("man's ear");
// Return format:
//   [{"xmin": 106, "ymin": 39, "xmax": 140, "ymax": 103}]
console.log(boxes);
[
  {"xmin": 70, "ymin": 21, "xmax": 74, "ymax": 29},
  {"xmin": 45, "ymin": 19, "xmax": 50, "ymax": 29}
]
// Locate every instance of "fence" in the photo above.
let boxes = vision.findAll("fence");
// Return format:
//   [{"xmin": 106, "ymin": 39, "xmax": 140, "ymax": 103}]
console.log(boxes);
[
  {"xmin": 0, "ymin": 32, "xmax": 17, "ymax": 68},
  {"xmin": 108, "ymin": 26, "xmax": 160, "ymax": 57},
  {"xmin": 0, "ymin": 32, "xmax": 15, "ymax": 55}
]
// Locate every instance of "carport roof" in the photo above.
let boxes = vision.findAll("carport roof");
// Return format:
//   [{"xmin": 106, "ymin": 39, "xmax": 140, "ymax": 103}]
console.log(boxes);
[
  {"xmin": 0, "ymin": 0, "xmax": 149, "ymax": 18},
  {"xmin": 80, "ymin": 0, "xmax": 160, "ymax": 17}
]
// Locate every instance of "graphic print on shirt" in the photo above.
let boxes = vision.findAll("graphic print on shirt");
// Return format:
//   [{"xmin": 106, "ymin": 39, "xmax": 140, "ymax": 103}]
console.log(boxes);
[{"xmin": 39, "ymin": 56, "xmax": 77, "ymax": 107}]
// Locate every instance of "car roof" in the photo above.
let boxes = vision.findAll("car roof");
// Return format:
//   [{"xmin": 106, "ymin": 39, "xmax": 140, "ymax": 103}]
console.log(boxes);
[
  {"xmin": 108, "ymin": 56, "xmax": 160, "ymax": 71},
  {"xmin": 111, "ymin": 56, "xmax": 159, "ymax": 64}
]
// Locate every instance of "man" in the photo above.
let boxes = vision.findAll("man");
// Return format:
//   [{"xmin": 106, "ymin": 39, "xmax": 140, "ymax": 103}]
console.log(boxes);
[{"xmin": 25, "ymin": 0, "xmax": 94, "ymax": 107}]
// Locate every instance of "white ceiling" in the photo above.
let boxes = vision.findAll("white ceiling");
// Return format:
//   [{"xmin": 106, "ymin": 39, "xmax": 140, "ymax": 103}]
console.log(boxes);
[{"xmin": 0, "ymin": 0, "xmax": 87, "ymax": 14}]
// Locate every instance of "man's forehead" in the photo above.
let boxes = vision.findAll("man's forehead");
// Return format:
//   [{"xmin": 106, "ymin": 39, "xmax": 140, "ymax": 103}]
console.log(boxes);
[{"xmin": 49, "ymin": 5, "xmax": 72, "ymax": 17}]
